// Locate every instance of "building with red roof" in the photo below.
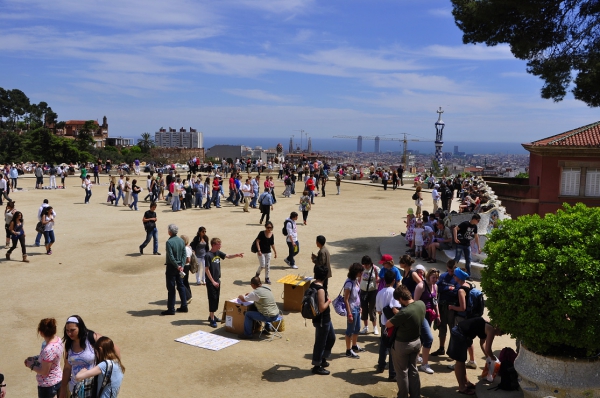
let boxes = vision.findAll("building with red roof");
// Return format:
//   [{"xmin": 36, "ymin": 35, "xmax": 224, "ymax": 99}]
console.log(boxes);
[
  {"xmin": 62, "ymin": 116, "xmax": 109, "ymax": 148},
  {"xmin": 486, "ymin": 121, "xmax": 600, "ymax": 217}
]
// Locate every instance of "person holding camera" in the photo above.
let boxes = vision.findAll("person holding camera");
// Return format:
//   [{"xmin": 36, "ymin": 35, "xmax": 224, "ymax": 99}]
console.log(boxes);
[{"xmin": 25, "ymin": 318, "xmax": 64, "ymax": 398}]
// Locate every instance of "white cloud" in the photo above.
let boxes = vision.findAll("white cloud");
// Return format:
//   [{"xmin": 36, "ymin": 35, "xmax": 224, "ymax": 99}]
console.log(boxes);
[
  {"xmin": 365, "ymin": 73, "xmax": 463, "ymax": 93},
  {"xmin": 428, "ymin": 8, "xmax": 452, "ymax": 18},
  {"xmin": 424, "ymin": 44, "xmax": 514, "ymax": 60},
  {"xmin": 231, "ymin": 0, "xmax": 315, "ymax": 14},
  {"xmin": 300, "ymin": 48, "xmax": 420, "ymax": 71},
  {"xmin": 223, "ymin": 89, "xmax": 293, "ymax": 102}
]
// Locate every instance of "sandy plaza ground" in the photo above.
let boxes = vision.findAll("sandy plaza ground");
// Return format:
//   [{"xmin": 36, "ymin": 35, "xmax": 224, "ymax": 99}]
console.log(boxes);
[{"xmin": 0, "ymin": 173, "xmax": 517, "ymax": 398}]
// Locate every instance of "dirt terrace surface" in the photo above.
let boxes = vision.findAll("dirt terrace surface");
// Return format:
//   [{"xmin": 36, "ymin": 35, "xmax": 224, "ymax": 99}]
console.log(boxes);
[{"xmin": 0, "ymin": 174, "xmax": 516, "ymax": 398}]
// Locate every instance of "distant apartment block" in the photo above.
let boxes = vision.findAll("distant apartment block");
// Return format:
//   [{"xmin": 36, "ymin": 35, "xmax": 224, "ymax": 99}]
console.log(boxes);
[{"xmin": 155, "ymin": 127, "xmax": 203, "ymax": 148}]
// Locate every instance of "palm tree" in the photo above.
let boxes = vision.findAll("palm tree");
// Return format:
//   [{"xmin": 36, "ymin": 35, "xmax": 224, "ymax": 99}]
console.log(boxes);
[{"xmin": 138, "ymin": 132, "xmax": 155, "ymax": 153}]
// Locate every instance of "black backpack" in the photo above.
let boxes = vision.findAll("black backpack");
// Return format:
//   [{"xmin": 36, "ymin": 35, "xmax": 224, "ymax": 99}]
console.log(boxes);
[
  {"xmin": 301, "ymin": 284, "xmax": 320, "ymax": 320},
  {"xmin": 412, "ymin": 192, "xmax": 418, "ymax": 200},
  {"xmin": 282, "ymin": 220, "xmax": 291, "ymax": 236},
  {"xmin": 492, "ymin": 361, "xmax": 520, "ymax": 391}
]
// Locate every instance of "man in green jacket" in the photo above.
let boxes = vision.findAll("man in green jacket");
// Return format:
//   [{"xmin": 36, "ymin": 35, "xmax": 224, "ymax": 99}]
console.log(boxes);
[{"xmin": 162, "ymin": 223, "xmax": 187, "ymax": 315}]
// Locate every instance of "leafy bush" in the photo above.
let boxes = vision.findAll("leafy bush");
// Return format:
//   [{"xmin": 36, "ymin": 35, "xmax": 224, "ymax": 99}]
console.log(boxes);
[{"xmin": 482, "ymin": 203, "xmax": 600, "ymax": 357}]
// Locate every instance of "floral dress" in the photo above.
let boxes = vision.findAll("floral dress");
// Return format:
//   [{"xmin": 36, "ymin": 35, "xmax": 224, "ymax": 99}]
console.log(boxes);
[{"xmin": 405, "ymin": 215, "xmax": 416, "ymax": 245}]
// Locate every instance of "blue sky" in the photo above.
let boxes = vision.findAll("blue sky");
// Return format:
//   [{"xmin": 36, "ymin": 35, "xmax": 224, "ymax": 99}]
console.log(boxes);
[{"xmin": 1, "ymin": 0, "xmax": 598, "ymax": 145}]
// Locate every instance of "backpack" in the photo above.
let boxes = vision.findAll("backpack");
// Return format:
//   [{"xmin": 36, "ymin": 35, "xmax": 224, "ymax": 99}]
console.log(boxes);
[
  {"xmin": 466, "ymin": 283, "xmax": 485, "ymax": 318},
  {"xmin": 301, "ymin": 283, "xmax": 321, "ymax": 320},
  {"xmin": 282, "ymin": 220, "xmax": 291, "ymax": 236},
  {"xmin": 412, "ymin": 192, "xmax": 418, "ymax": 200},
  {"xmin": 459, "ymin": 283, "xmax": 485, "ymax": 319},
  {"xmin": 491, "ymin": 347, "xmax": 519, "ymax": 391}
]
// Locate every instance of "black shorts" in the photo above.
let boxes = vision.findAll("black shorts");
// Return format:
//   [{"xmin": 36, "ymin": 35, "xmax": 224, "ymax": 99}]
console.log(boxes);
[
  {"xmin": 38, "ymin": 382, "xmax": 61, "ymax": 398},
  {"xmin": 447, "ymin": 326, "xmax": 472, "ymax": 363},
  {"xmin": 206, "ymin": 280, "xmax": 221, "ymax": 312}
]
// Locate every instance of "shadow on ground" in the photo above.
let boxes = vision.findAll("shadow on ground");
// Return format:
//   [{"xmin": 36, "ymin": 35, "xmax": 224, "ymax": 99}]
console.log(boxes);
[
  {"xmin": 261, "ymin": 364, "xmax": 313, "ymax": 382},
  {"xmin": 327, "ymin": 236, "xmax": 384, "ymax": 272}
]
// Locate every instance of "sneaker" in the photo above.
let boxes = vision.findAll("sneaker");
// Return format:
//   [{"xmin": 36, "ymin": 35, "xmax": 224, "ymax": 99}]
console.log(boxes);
[
  {"xmin": 311, "ymin": 366, "xmax": 330, "ymax": 376},
  {"xmin": 160, "ymin": 310, "xmax": 176, "ymax": 316},
  {"xmin": 139, "ymin": 246, "xmax": 143, "ymax": 255},
  {"xmin": 187, "ymin": 297, "xmax": 193, "ymax": 304},
  {"xmin": 376, "ymin": 365, "xmax": 385, "ymax": 374},
  {"xmin": 360, "ymin": 326, "xmax": 369, "ymax": 334},
  {"xmin": 352, "ymin": 345, "xmax": 365, "ymax": 353},
  {"xmin": 466, "ymin": 360, "xmax": 478, "ymax": 369},
  {"xmin": 289, "ymin": 264, "xmax": 298, "ymax": 269},
  {"xmin": 283, "ymin": 258, "xmax": 290, "ymax": 266},
  {"xmin": 176, "ymin": 307, "xmax": 188, "ymax": 313},
  {"xmin": 154, "ymin": 252, "xmax": 161, "ymax": 255},
  {"xmin": 320, "ymin": 360, "xmax": 330, "ymax": 368},
  {"xmin": 447, "ymin": 363, "xmax": 455, "ymax": 370},
  {"xmin": 417, "ymin": 355, "xmax": 423, "ymax": 364},
  {"xmin": 345, "ymin": 349, "xmax": 360, "ymax": 359},
  {"xmin": 419, "ymin": 364, "xmax": 434, "ymax": 374},
  {"xmin": 373, "ymin": 326, "xmax": 379, "ymax": 336},
  {"xmin": 430, "ymin": 347, "xmax": 445, "ymax": 356},
  {"xmin": 210, "ymin": 320, "xmax": 218, "ymax": 328},
  {"xmin": 265, "ymin": 278, "xmax": 272, "ymax": 285}
]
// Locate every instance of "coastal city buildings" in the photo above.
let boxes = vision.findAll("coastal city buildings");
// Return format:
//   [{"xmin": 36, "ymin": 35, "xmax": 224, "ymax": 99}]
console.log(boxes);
[{"xmin": 155, "ymin": 127, "xmax": 203, "ymax": 148}]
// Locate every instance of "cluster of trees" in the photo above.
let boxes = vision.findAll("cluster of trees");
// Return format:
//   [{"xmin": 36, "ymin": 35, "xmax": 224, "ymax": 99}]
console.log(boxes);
[
  {"xmin": 0, "ymin": 87, "xmax": 158, "ymax": 165},
  {"xmin": 451, "ymin": 0, "xmax": 600, "ymax": 107}
]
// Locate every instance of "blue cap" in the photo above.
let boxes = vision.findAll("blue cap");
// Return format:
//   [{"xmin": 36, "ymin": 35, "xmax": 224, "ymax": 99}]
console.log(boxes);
[{"xmin": 454, "ymin": 268, "xmax": 469, "ymax": 281}]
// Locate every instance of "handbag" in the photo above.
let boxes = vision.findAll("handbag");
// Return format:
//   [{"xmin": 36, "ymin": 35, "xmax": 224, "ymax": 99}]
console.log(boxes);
[
  {"xmin": 189, "ymin": 251, "xmax": 198, "ymax": 274},
  {"xmin": 332, "ymin": 285, "xmax": 347, "ymax": 316},
  {"xmin": 35, "ymin": 221, "xmax": 44, "ymax": 234}
]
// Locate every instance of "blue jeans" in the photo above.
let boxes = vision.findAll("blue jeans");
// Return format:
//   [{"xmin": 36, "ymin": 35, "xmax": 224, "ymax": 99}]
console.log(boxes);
[
  {"xmin": 43, "ymin": 230, "xmax": 55, "ymax": 245},
  {"xmin": 204, "ymin": 193, "xmax": 212, "ymax": 208},
  {"xmin": 140, "ymin": 227, "xmax": 158, "ymax": 254},
  {"xmin": 212, "ymin": 190, "xmax": 220, "ymax": 207},
  {"xmin": 312, "ymin": 320, "xmax": 336, "ymax": 366},
  {"xmin": 172, "ymin": 195, "xmax": 180, "ymax": 211},
  {"xmin": 130, "ymin": 192, "xmax": 139, "ymax": 210},
  {"xmin": 309, "ymin": 190, "xmax": 315, "ymax": 204},
  {"xmin": 166, "ymin": 270, "xmax": 187, "ymax": 312},
  {"xmin": 115, "ymin": 189, "xmax": 124, "ymax": 205},
  {"xmin": 84, "ymin": 189, "xmax": 92, "ymax": 203},
  {"xmin": 243, "ymin": 311, "xmax": 279, "ymax": 336},
  {"xmin": 420, "ymin": 317, "xmax": 433, "ymax": 349},
  {"xmin": 250, "ymin": 189, "xmax": 258, "ymax": 207},
  {"xmin": 194, "ymin": 193, "xmax": 203, "ymax": 207},
  {"xmin": 454, "ymin": 244, "xmax": 472, "ymax": 275},
  {"xmin": 35, "ymin": 231, "xmax": 42, "ymax": 246},
  {"xmin": 286, "ymin": 240, "xmax": 299, "ymax": 266}
]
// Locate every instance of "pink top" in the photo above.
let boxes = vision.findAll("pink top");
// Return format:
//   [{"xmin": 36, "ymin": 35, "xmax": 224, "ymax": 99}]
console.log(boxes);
[{"xmin": 37, "ymin": 337, "xmax": 64, "ymax": 387}]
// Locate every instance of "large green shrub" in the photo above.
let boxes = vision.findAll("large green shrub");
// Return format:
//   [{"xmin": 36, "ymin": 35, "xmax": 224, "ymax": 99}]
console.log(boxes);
[{"xmin": 482, "ymin": 203, "xmax": 600, "ymax": 357}]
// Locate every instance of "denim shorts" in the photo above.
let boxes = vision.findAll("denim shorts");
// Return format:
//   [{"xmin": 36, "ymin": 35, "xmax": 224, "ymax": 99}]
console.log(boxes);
[
  {"xmin": 38, "ymin": 382, "xmax": 61, "ymax": 398},
  {"xmin": 345, "ymin": 307, "xmax": 361, "ymax": 336}
]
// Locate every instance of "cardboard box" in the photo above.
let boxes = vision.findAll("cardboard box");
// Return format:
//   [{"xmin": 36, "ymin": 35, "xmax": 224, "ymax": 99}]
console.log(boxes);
[
  {"xmin": 277, "ymin": 275, "xmax": 313, "ymax": 312},
  {"xmin": 221, "ymin": 299, "xmax": 253, "ymax": 335}
]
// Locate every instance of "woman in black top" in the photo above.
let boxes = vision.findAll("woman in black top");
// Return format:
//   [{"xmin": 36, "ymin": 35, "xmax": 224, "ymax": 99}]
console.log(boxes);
[
  {"xmin": 129, "ymin": 179, "xmax": 141, "ymax": 211},
  {"xmin": 399, "ymin": 255, "xmax": 422, "ymax": 297},
  {"xmin": 254, "ymin": 221, "xmax": 277, "ymax": 285},
  {"xmin": 310, "ymin": 265, "xmax": 334, "ymax": 376}
]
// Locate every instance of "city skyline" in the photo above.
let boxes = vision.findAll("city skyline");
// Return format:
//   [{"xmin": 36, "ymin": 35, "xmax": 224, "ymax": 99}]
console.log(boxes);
[{"xmin": 1, "ymin": 0, "xmax": 599, "ymax": 143}]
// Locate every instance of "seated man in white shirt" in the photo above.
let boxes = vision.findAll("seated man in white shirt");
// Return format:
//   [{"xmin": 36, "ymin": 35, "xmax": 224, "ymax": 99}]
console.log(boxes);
[{"xmin": 237, "ymin": 276, "xmax": 280, "ymax": 339}]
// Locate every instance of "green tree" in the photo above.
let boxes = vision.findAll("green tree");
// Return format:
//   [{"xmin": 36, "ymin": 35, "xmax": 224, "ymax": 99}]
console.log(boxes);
[
  {"xmin": 138, "ymin": 132, "xmax": 155, "ymax": 153},
  {"xmin": 482, "ymin": 203, "xmax": 600, "ymax": 356},
  {"xmin": 75, "ymin": 120, "xmax": 97, "ymax": 152},
  {"xmin": 451, "ymin": 0, "xmax": 600, "ymax": 106},
  {"xmin": 0, "ymin": 131, "xmax": 25, "ymax": 163},
  {"xmin": 7, "ymin": 89, "xmax": 30, "ymax": 128}
]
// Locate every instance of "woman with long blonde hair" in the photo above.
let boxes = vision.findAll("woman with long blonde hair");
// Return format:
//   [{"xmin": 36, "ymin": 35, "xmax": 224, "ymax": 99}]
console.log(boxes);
[{"xmin": 75, "ymin": 337, "xmax": 125, "ymax": 398}]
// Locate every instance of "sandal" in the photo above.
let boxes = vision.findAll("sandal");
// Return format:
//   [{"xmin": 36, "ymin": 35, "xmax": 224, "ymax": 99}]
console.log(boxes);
[
  {"xmin": 466, "ymin": 382, "xmax": 476, "ymax": 389},
  {"xmin": 458, "ymin": 389, "xmax": 475, "ymax": 395}
]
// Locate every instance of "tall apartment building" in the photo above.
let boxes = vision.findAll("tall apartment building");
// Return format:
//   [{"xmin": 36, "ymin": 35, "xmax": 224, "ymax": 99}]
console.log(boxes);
[{"xmin": 155, "ymin": 127, "xmax": 203, "ymax": 148}]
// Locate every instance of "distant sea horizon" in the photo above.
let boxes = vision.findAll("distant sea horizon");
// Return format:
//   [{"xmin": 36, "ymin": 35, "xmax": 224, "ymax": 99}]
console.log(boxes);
[{"xmin": 200, "ymin": 136, "xmax": 529, "ymax": 155}]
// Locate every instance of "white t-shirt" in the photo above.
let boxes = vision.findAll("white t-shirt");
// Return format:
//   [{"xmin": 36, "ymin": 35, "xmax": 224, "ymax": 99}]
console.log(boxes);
[{"xmin": 375, "ymin": 287, "xmax": 401, "ymax": 325}]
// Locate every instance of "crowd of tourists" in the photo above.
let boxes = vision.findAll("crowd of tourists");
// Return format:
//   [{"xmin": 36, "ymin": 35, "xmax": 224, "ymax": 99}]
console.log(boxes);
[{"xmin": 2, "ymin": 156, "xmax": 507, "ymax": 398}]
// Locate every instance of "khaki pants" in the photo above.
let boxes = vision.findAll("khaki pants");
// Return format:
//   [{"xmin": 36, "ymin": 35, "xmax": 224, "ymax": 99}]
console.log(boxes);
[{"xmin": 391, "ymin": 338, "xmax": 422, "ymax": 398}]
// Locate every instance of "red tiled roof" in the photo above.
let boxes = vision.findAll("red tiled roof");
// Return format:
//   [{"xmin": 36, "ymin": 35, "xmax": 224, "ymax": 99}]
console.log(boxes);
[
  {"xmin": 527, "ymin": 121, "xmax": 600, "ymax": 147},
  {"xmin": 65, "ymin": 120, "xmax": 99, "ymax": 125}
]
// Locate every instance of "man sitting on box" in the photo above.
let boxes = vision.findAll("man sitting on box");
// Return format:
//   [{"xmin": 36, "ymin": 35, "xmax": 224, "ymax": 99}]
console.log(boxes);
[{"xmin": 237, "ymin": 276, "xmax": 280, "ymax": 339}]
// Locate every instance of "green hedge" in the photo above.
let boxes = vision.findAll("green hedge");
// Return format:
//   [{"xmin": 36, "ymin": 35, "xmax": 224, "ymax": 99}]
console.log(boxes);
[{"xmin": 482, "ymin": 203, "xmax": 600, "ymax": 357}]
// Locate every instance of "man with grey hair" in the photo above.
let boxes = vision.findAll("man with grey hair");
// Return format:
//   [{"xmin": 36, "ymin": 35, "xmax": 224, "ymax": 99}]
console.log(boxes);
[{"xmin": 162, "ymin": 223, "xmax": 188, "ymax": 315}]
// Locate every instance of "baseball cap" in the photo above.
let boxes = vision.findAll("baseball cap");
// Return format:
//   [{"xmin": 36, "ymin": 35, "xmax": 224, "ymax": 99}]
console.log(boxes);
[
  {"xmin": 415, "ymin": 264, "xmax": 426, "ymax": 273},
  {"xmin": 379, "ymin": 254, "xmax": 393, "ymax": 264}
]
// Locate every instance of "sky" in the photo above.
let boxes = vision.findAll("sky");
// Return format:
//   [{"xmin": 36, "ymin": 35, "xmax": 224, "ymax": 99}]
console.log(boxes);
[{"xmin": 1, "ymin": 0, "xmax": 599, "ymax": 146}]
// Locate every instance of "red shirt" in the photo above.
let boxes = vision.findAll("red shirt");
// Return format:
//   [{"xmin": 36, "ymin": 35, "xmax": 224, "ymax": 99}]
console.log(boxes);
[
  {"xmin": 212, "ymin": 179, "xmax": 220, "ymax": 190},
  {"xmin": 306, "ymin": 178, "xmax": 315, "ymax": 191}
]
